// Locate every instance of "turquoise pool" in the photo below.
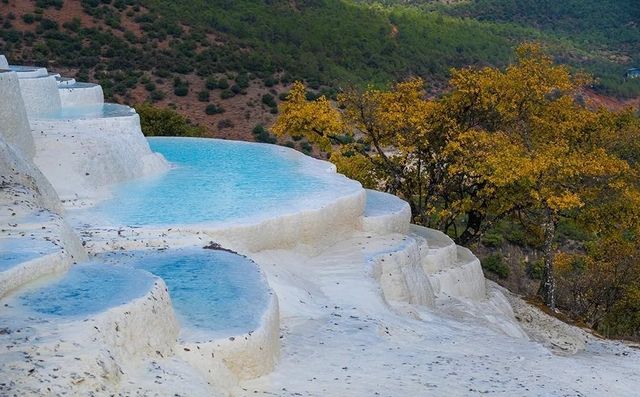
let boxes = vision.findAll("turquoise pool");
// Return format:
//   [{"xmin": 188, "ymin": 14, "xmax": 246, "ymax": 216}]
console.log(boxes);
[
  {"xmin": 98, "ymin": 248, "xmax": 270, "ymax": 340},
  {"xmin": 17, "ymin": 264, "xmax": 156, "ymax": 318},
  {"xmin": 76, "ymin": 137, "xmax": 359, "ymax": 226},
  {"xmin": 0, "ymin": 238, "xmax": 58, "ymax": 272},
  {"xmin": 37, "ymin": 103, "xmax": 134, "ymax": 120}
]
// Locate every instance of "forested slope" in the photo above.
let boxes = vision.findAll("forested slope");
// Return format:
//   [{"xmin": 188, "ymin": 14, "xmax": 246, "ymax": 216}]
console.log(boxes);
[{"xmin": 1, "ymin": 0, "xmax": 638, "ymax": 141}]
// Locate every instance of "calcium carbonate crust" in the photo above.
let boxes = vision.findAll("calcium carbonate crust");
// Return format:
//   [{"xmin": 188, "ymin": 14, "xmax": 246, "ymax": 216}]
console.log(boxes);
[
  {"xmin": 178, "ymin": 292, "xmax": 280, "ymax": 392},
  {"xmin": 30, "ymin": 114, "xmax": 169, "ymax": 203}
]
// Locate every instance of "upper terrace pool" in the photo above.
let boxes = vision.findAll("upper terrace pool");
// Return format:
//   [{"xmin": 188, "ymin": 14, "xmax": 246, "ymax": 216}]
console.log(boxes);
[
  {"xmin": 74, "ymin": 137, "xmax": 361, "ymax": 226},
  {"xmin": 36, "ymin": 103, "xmax": 134, "ymax": 120}
]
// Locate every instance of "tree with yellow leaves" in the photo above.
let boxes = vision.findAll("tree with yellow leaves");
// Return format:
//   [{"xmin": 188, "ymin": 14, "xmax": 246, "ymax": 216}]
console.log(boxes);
[
  {"xmin": 273, "ymin": 77, "xmax": 466, "ymax": 236},
  {"xmin": 272, "ymin": 44, "xmax": 640, "ymax": 312},
  {"xmin": 272, "ymin": 81, "xmax": 346, "ymax": 152},
  {"xmin": 444, "ymin": 44, "xmax": 632, "ymax": 309}
]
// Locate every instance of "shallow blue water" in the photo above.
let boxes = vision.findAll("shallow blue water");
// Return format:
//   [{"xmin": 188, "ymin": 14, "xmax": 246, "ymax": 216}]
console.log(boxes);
[
  {"xmin": 80, "ymin": 138, "xmax": 343, "ymax": 226},
  {"xmin": 9, "ymin": 65, "xmax": 40, "ymax": 72},
  {"xmin": 17, "ymin": 264, "xmax": 156, "ymax": 317},
  {"xmin": 38, "ymin": 103, "xmax": 134, "ymax": 120},
  {"xmin": 99, "ymin": 249, "xmax": 270, "ymax": 340},
  {"xmin": 61, "ymin": 82, "xmax": 98, "ymax": 89},
  {"xmin": 0, "ymin": 238, "xmax": 58, "ymax": 272}
]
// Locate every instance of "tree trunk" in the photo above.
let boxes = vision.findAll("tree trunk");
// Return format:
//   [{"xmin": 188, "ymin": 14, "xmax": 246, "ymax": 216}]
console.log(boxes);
[
  {"xmin": 538, "ymin": 207, "xmax": 557, "ymax": 310},
  {"xmin": 457, "ymin": 209, "xmax": 484, "ymax": 245}
]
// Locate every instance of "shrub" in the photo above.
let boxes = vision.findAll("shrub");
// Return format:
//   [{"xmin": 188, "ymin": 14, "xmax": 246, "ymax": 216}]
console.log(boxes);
[
  {"xmin": 36, "ymin": 0, "xmax": 63, "ymax": 9},
  {"xmin": 236, "ymin": 73, "xmax": 250, "ymax": 89},
  {"xmin": 481, "ymin": 232, "xmax": 504, "ymax": 248},
  {"xmin": 220, "ymin": 89, "xmax": 235, "ymax": 99},
  {"xmin": 305, "ymin": 91, "xmax": 319, "ymax": 101},
  {"xmin": 198, "ymin": 90, "xmax": 210, "ymax": 102},
  {"xmin": 526, "ymin": 259, "xmax": 545, "ymax": 280},
  {"xmin": 230, "ymin": 84, "xmax": 242, "ymax": 94},
  {"xmin": 205, "ymin": 77, "xmax": 217, "ymax": 90},
  {"xmin": 39, "ymin": 18, "xmax": 58, "ymax": 31},
  {"xmin": 261, "ymin": 93, "xmax": 276, "ymax": 108},
  {"xmin": 150, "ymin": 90, "xmax": 165, "ymax": 101},
  {"xmin": 252, "ymin": 124, "xmax": 277, "ymax": 144},
  {"xmin": 174, "ymin": 85, "xmax": 188, "ymax": 96},
  {"xmin": 217, "ymin": 78, "xmax": 229, "ymax": 90},
  {"xmin": 217, "ymin": 119, "xmax": 234, "ymax": 129},
  {"xmin": 144, "ymin": 82, "xmax": 156, "ymax": 92},
  {"xmin": 205, "ymin": 103, "xmax": 224, "ymax": 115},
  {"xmin": 481, "ymin": 254, "xmax": 509, "ymax": 279},
  {"xmin": 123, "ymin": 30, "xmax": 137, "ymax": 43},
  {"xmin": 300, "ymin": 141, "xmax": 313, "ymax": 154},
  {"xmin": 264, "ymin": 76, "xmax": 277, "ymax": 87},
  {"xmin": 135, "ymin": 103, "xmax": 204, "ymax": 137},
  {"xmin": 307, "ymin": 79, "xmax": 321, "ymax": 90},
  {"xmin": 62, "ymin": 17, "xmax": 81, "ymax": 32},
  {"xmin": 22, "ymin": 14, "xmax": 35, "ymax": 24},
  {"xmin": 155, "ymin": 69, "xmax": 171, "ymax": 78}
]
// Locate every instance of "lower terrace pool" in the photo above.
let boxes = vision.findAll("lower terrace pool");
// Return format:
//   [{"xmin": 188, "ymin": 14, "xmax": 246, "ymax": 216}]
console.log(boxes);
[
  {"xmin": 98, "ymin": 248, "xmax": 270, "ymax": 341},
  {"xmin": 74, "ymin": 137, "xmax": 361, "ymax": 226},
  {"xmin": 16, "ymin": 264, "xmax": 156, "ymax": 318},
  {"xmin": 0, "ymin": 238, "xmax": 58, "ymax": 272}
]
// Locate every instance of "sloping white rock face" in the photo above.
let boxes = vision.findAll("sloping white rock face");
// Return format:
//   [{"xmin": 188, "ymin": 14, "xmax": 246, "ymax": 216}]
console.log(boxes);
[
  {"xmin": 0, "ymin": 65, "xmax": 86, "ymax": 297},
  {"xmin": 0, "ymin": 118, "xmax": 57, "ymax": 213},
  {"xmin": 0, "ymin": 55, "xmax": 8, "ymax": 69},
  {"xmin": 0, "ymin": 148, "xmax": 87, "ymax": 299},
  {"xmin": 0, "ymin": 71, "xmax": 35, "ymax": 159},
  {"xmin": 17, "ymin": 74, "xmax": 62, "ymax": 117},
  {"xmin": 30, "ymin": 113, "xmax": 168, "ymax": 203},
  {"xmin": 58, "ymin": 82, "xmax": 104, "ymax": 108}
]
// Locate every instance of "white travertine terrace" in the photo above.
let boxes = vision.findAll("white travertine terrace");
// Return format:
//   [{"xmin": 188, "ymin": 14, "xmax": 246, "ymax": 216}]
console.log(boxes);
[
  {"xmin": 178, "ymin": 293, "xmax": 280, "ymax": 389},
  {"xmin": 0, "ymin": 70, "xmax": 86, "ymax": 299},
  {"xmin": 16, "ymin": 74, "xmax": 62, "ymax": 116},
  {"xmin": 1, "ymin": 55, "xmax": 639, "ymax": 397},
  {"xmin": 55, "ymin": 76, "xmax": 76, "ymax": 86},
  {"xmin": 0, "ymin": 55, "xmax": 8, "ymax": 69},
  {"xmin": 362, "ymin": 188, "xmax": 412, "ymax": 234},
  {"xmin": 58, "ymin": 82, "xmax": 104, "ymax": 107},
  {"xmin": 9, "ymin": 65, "xmax": 47, "ymax": 78},
  {"xmin": 0, "ymin": 71, "xmax": 35, "ymax": 158},
  {"xmin": 30, "ymin": 113, "xmax": 168, "ymax": 202}
]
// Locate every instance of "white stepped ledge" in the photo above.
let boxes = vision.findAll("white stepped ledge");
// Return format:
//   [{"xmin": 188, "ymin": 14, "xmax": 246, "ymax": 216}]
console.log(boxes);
[
  {"xmin": 428, "ymin": 245, "xmax": 487, "ymax": 300},
  {"xmin": 411, "ymin": 224, "xmax": 458, "ymax": 271},
  {"xmin": 58, "ymin": 82, "xmax": 104, "ymax": 107},
  {"xmin": 412, "ymin": 224, "xmax": 487, "ymax": 301},
  {"xmin": 369, "ymin": 235, "xmax": 436, "ymax": 307},
  {"xmin": 0, "ymin": 249, "xmax": 68, "ymax": 298},
  {"xmin": 362, "ymin": 189, "xmax": 412, "ymax": 235},
  {"xmin": 178, "ymin": 293, "xmax": 280, "ymax": 389}
]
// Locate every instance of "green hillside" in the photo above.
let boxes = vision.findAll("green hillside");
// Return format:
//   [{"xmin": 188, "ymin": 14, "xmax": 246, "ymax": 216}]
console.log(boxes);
[
  {"xmin": 365, "ymin": 0, "xmax": 640, "ymax": 96},
  {"xmin": 143, "ymin": 0, "xmax": 524, "ymax": 88},
  {"xmin": 0, "ymin": 0, "xmax": 638, "ymax": 141}
]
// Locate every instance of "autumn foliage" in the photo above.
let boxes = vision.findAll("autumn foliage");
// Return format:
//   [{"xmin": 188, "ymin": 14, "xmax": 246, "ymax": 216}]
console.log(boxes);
[{"xmin": 273, "ymin": 44, "xmax": 640, "ymax": 338}]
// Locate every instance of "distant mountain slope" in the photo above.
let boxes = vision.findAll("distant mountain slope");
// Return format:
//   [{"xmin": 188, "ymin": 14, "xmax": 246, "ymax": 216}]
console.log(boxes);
[
  {"xmin": 0, "ymin": 0, "xmax": 637, "ymax": 142},
  {"xmin": 434, "ymin": 0, "xmax": 640, "ymax": 96}
]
